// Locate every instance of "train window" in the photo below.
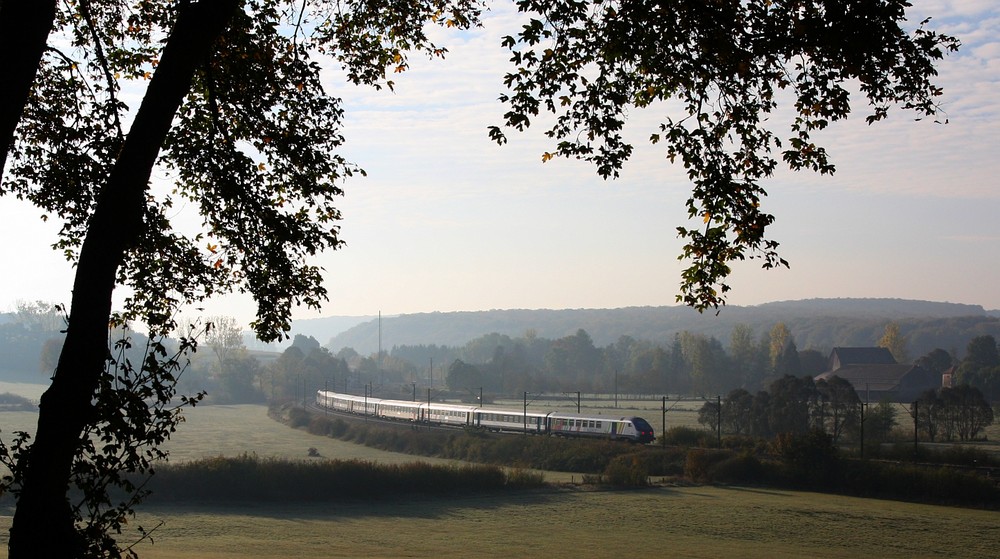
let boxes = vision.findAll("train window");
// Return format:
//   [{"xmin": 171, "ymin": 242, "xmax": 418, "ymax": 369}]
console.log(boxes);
[{"xmin": 596, "ymin": 421, "xmax": 602, "ymax": 429}]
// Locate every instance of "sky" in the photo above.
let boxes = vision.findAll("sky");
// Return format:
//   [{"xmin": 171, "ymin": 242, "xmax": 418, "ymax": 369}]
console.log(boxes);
[{"xmin": 1, "ymin": 1, "xmax": 999, "ymax": 331}]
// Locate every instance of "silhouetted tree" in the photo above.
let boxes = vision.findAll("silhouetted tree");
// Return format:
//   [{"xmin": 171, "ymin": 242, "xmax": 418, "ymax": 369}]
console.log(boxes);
[
  {"xmin": 721, "ymin": 388, "xmax": 754, "ymax": 436},
  {"xmin": 940, "ymin": 385, "xmax": 994, "ymax": 441},
  {"xmin": 815, "ymin": 376, "xmax": 860, "ymax": 443},
  {"xmin": 767, "ymin": 375, "xmax": 816, "ymax": 435}
]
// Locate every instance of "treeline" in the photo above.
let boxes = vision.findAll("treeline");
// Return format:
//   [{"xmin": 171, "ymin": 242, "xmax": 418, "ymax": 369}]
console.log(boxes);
[
  {"xmin": 6, "ymin": 301, "xmax": 1000, "ymax": 406},
  {"xmin": 0, "ymin": 301, "xmax": 65, "ymax": 379},
  {"xmin": 176, "ymin": 332, "xmax": 352, "ymax": 404},
  {"xmin": 385, "ymin": 325, "xmax": 976, "ymax": 398},
  {"xmin": 698, "ymin": 376, "xmax": 994, "ymax": 445},
  {"xmin": 132, "ymin": 324, "xmax": 1000, "ymax": 406}
]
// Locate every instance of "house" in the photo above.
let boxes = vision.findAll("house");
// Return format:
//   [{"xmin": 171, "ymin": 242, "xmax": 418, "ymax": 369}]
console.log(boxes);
[
  {"xmin": 827, "ymin": 347, "xmax": 896, "ymax": 370},
  {"xmin": 814, "ymin": 347, "xmax": 940, "ymax": 402},
  {"xmin": 941, "ymin": 366, "xmax": 957, "ymax": 388}
]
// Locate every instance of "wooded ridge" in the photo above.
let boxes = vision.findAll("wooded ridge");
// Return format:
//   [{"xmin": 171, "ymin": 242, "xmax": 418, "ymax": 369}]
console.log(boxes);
[{"xmin": 317, "ymin": 298, "xmax": 998, "ymax": 357}]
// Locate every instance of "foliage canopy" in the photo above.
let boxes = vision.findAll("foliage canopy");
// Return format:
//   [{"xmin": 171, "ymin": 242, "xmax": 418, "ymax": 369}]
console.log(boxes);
[{"xmin": 490, "ymin": 0, "xmax": 958, "ymax": 309}]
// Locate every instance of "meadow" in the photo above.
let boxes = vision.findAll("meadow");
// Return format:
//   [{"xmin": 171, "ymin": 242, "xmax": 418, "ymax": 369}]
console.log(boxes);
[
  {"xmin": 30, "ymin": 485, "xmax": 1000, "ymax": 559},
  {"xmin": 1, "ymin": 386, "xmax": 999, "ymax": 557}
]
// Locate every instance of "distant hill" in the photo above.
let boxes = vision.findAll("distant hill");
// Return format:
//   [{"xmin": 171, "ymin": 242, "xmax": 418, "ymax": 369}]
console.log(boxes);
[
  {"xmin": 321, "ymin": 299, "xmax": 1000, "ymax": 359},
  {"xmin": 244, "ymin": 315, "xmax": 376, "ymax": 351}
]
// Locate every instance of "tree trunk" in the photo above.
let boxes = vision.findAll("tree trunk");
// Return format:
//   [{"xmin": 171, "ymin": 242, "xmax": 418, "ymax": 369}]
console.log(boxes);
[
  {"xmin": 8, "ymin": 1, "xmax": 238, "ymax": 556},
  {"xmin": 0, "ymin": 0, "xmax": 58, "ymax": 180}
]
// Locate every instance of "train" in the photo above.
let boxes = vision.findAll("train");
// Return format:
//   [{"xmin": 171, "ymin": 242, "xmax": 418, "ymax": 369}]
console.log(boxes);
[{"xmin": 315, "ymin": 390, "xmax": 656, "ymax": 444}]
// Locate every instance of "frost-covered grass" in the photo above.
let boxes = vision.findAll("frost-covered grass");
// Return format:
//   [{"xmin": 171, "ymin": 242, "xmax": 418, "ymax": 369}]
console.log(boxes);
[{"xmin": 9, "ymin": 485, "xmax": 992, "ymax": 559}]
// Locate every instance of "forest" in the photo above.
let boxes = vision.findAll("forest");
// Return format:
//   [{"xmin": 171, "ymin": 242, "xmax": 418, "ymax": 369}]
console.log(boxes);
[{"xmin": 4, "ymin": 301, "xmax": 1000, "ymax": 407}]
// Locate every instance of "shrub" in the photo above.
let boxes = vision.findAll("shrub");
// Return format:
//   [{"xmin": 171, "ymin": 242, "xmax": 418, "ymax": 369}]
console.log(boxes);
[
  {"xmin": 505, "ymin": 468, "xmax": 546, "ymax": 488},
  {"xmin": 287, "ymin": 407, "xmax": 311, "ymax": 429},
  {"xmin": 602, "ymin": 455, "xmax": 649, "ymax": 487},
  {"xmin": 684, "ymin": 449, "xmax": 711, "ymax": 483},
  {"xmin": 709, "ymin": 451, "xmax": 767, "ymax": 484},
  {"xmin": 662, "ymin": 426, "xmax": 709, "ymax": 446},
  {"xmin": 772, "ymin": 430, "xmax": 840, "ymax": 487},
  {"xmin": 146, "ymin": 455, "xmax": 543, "ymax": 503}
]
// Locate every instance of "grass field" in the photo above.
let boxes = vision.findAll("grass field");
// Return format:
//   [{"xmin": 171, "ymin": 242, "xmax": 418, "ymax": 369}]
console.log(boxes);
[
  {"xmin": 6, "ymin": 486, "xmax": 996, "ymax": 559},
  {"xmin": 2, "ymin": 391, "xmax": 1000, "ymax": 557}
]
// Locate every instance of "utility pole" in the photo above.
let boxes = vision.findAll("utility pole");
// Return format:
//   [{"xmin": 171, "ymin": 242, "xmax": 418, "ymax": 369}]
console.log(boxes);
[
  {"xmin": 614, "ymin": 369, "xmax": 618, "ymax": 408},
  {"xmin": 661, "ymin": 396, "xmax": 667, "ymax": 448},
  {"xmin": 364, "ymin": 382, "xmax": 370, "ymax": 421},
  {"xmin": 576, "ymin": 391, "xmax": 581, "ymax": 414},
  {"xmin": 717, "ymin": 394, "xmax": 722, "ymax": 448},
  {"xmin": 478, "ymin": 387, "xmax": 483, "ymax": 427},
  {"xmin": 523, "ymin": 391, "xmax": 528, "ymax": 433},
  {"xmin": 859, "ymin": 402, "xmax": 865, "ymax": 459},
  {"xmin": 378, "ymin": 310, "xmax": 382, "ymax": 386}
]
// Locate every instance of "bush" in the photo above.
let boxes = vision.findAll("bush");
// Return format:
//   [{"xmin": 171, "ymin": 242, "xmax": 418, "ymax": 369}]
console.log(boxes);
[
  {"xmin": 840, "ymin": 460, "xmax": 1000, "ymax": 507},
  {"xmin": 709, "ymin": 451, "xmax": 768, "ymax": 484},
  {"xmin": 287, "ymin": 407, "xmax": 311, "ymax": 429},
  {"xmin": 602, "ymin": 455, "xmax": 649, "ymax": 487},
  {"xmin": 772, "ymin": 430, "xmax": 840, "ymax": 487},
  {"xmin": 662, "ymin": 426, "xmax": 709, "ymax": 447},
  {"xmin": 625, "ymin": 447, "xmax": 687, "ymax": 477},
  {"xmin": 147, "ymin": 455, "xmax": 544, "ymax": 503},
  {"xmin": 684, "ymin": 449, "xmax": 711, "ymax": 483}
]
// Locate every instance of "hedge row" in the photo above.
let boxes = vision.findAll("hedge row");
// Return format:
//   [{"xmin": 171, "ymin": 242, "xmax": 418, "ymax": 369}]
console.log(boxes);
[{"xmin": 146, "ymin": 454, "xmax": 544, "ymax": 503}]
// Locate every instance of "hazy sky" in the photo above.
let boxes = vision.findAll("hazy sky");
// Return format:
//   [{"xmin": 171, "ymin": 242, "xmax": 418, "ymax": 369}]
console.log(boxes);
[{"xmin": 1, "ymin": 1, "xmax": 998, "ymax": 330}]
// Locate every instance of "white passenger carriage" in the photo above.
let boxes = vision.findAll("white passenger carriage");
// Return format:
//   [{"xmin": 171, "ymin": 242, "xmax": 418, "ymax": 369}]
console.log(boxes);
[
  {"xmin": 377, "ymin": 400, "xmax": 422, "ymax": 421},
  {"xmin": 317, "ymin": 390, "xmax": 378, "ymax": 416},
  {"xmin": 421, "ymin": 402, "xmax": 476, "ymax": 426},
  {"xmin": 475, "ymin": 409, "xmax": 549, "ymax": 433},
  {"xmin": 548, "ymin": 412, "xmax": 615, "ymax": 438}
]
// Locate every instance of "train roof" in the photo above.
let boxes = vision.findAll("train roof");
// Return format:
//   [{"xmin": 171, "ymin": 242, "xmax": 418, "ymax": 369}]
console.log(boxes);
[
  {"xmin": 547, "ymin": 411, "xmax": 637, "ymax": 422},
  {"xmin": 423, "ymin": 402, "xmax": 478, "ymax": 413},
  {"xmin": 476, "ymin": 407, "xmax": 550, "ymax": 418}
]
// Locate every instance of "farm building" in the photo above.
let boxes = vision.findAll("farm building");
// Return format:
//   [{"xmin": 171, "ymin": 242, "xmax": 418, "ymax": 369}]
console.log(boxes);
[{"xmin": 814, "ymin": 347, "xmax": 941, "ymax": 402}]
